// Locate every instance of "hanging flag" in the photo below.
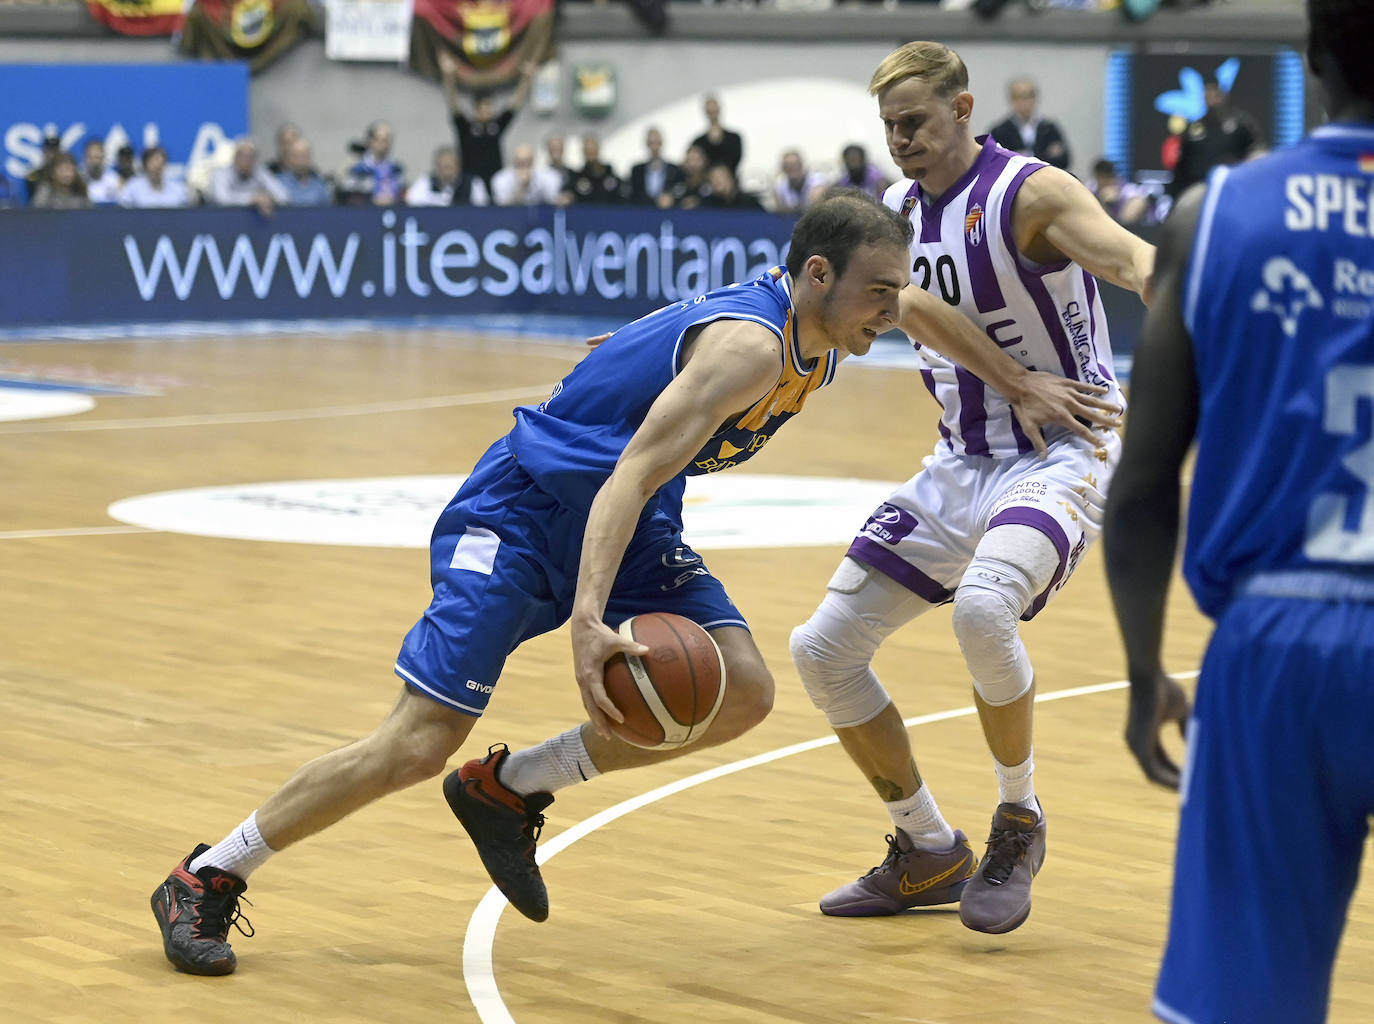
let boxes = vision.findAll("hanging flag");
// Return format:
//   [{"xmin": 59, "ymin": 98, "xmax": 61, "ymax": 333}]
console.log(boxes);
[
  {"xmin": 179, "ymin": 0, "xmax": 320, "ymax": 73},
  {"xmin": 409, "ymin": 0, "xmax": 555, "ymax": 91},
  {"xmin": 84, "ymin": 0, "xmax": 184, "ymax": 36}
]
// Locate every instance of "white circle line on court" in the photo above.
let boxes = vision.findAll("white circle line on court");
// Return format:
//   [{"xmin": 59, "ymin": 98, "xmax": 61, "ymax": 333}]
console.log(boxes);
[
  {"xmin": 0, "ymin": 384, "xmax": 553, "ymax": 435},
  {"xmin": 462, "ymin": 671, "xmax": 1202, "ymax": 1023}
]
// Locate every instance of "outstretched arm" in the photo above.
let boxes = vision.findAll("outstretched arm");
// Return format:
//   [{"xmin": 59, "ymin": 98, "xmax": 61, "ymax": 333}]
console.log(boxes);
[
  {"xmin": 1012, "ymin": 165, "xmax": 1156, "ymax": 302},
  {"xmin": 898, "ymin": 285, "xmax": 1122, "ymax": 457},
  {"xmin": 1103, "ymin": 184, "xmax": 1205, "ymax": 789},
  {"xmin": 570, "ymin": 322, "xmax": 782, "ymax": 735}
]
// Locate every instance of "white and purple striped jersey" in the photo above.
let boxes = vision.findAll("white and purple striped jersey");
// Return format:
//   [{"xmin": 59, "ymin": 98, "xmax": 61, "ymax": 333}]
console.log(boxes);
[{"xmin": 884, "ymin": 135, "xmax": 1125, "ymax": 458}]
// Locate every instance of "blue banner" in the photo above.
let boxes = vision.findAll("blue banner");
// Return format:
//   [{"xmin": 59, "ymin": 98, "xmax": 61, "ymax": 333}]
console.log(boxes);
[
  {"xmin": 0, "ymin": 205, "xmax": 797, "ymax": 325},
  {"xmin": 1, "ymin": 63, "xmax": 249, "ymax": 182}
]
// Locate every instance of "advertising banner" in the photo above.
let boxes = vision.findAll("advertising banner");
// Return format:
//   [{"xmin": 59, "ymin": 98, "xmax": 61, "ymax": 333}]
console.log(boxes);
[
  {"xmin": 0, "ymin": 205, "xmax": 796, "ymax": 326},
  {"xmin": 1, "ymin": 63, "xmax": 250, "ymax": 183}
]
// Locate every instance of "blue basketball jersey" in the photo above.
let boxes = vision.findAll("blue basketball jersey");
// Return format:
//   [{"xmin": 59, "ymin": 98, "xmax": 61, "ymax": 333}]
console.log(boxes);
[
  {"xmin": 507, "ymin": 266, "xmax": 837, "ymax": 512},
  {"xmin": 1182, "ymin": 124, "xmax": 1374, "ymax": 617}
]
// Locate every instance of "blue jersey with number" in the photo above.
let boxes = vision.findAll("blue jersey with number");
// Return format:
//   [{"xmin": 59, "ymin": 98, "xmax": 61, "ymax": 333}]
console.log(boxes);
[
  {"xmin": 506, "ymin": 266, "xmax": 837, "ymax": 515},
  {"xmin": 1182, "ymin": 124, "xmax": 1374, "ymax": 617}
]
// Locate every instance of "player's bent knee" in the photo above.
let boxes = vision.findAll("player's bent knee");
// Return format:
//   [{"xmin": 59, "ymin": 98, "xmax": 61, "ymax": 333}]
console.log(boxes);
[
  {"xmin": 713, "ymin": 661, "xmax": 773, "ymax": 737},
  {"xmin": 952, "ymin": 584, "xmax": 1033, "ymax": 707},
  {"xmin": 790, "ymin": 619, "xmax": 892, "ymax": 729}
]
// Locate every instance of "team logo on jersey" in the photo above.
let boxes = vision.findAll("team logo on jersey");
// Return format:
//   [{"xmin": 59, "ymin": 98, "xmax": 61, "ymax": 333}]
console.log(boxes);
[
  {"xmin": 1251, "ymin": 256, "xmax": 1324, "ymax": 338},
  {"xmin": 965, "ymin": 204, "xmax": 985, "ymax": 246},
  {"xmin": 901, "ymin": 195, "xmax": 918, "ymax": 217}
]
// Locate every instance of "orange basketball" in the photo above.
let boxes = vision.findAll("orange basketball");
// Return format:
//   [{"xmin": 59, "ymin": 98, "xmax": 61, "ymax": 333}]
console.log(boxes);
[{"xmin": 602, "ymin": 613, "xmax": 727, "ymax": 750}]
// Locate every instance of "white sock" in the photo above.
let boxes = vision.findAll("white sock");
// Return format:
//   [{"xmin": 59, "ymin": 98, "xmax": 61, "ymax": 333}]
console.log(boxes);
[
  {"xmin": 500, "ymin": 726, "xmax": 601, "ymax": 796},
  {"xmin": 994, "ymin": 752, "xmax": 1037, "ymax": 810},
  {"xmin": 189, "ymin": 811, "xmax": 275, "ymax": 880},
  {"xmin": 888, "ymin": 784, "xmax": 957, "ymax": 851}
]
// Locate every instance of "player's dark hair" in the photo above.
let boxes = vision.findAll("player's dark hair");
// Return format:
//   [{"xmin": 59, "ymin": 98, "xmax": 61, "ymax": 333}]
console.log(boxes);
[
  {"xmin": 786, "ymin": 189, "xmax": 913, "ymax": 280},
  {"xmin": 1308, "ymin": 0, "xmax": 1374, "ymax": 106}
]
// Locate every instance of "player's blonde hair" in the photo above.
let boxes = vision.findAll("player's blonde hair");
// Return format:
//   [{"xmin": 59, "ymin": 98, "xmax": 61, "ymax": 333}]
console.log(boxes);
[{"xmin": 868, "ymin": 42, "xmax": 969, "ymax": 98}]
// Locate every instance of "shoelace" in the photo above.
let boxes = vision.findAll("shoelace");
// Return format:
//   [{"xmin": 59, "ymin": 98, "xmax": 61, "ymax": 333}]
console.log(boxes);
[
  {"xmin": 196, "ymin": 890, "xmax": 256, "ymax": 940},
  {"xmin": 522, "ymin": 808, "xmax": 546, "ymax": 845},
  {"xmin": 980, "ymin": 829, "xmax": 1034, "ymax": 885},
  {"xmin": 861, "ymin": 834, "xmax": 906, "ymax": 878}
]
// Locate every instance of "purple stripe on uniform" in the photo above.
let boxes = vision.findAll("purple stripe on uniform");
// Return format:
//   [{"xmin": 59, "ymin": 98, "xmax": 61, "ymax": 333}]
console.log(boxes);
[
  {"xmin": 1082, "ymin": 271, "xmax": 1116, "ymax": 382},
  {"xmin": 987, "ymin": 507, "xmax": 1070, "ymax": 620},
  {"xmin": 965, "ymin": 152, "xmax": 1011, "ymax": 314},
  {"xmin": 920, "ymin": 368, "xmax": 952, "ymax": 442},
  {"xmin": 1016, "ymin": 263, "xmax": 1079, "ymax": 379},
  {"xmin": 954, "ymin": 365, "xmax": 991, "ymax": 456},
  {"xmin": 920, "ymin": 206, "xmax": 943, "ymax": 243},
  {"xmin": 847, "ymin": 537, "xmax": 953, "ymax": 604},
  {"xmin": 1008, "ymin": 410, "xmax": 1036, "ymax": 455},
  {"xmin": 998, "ymin": 163, "xmax": 1071, "ymax": 279}
]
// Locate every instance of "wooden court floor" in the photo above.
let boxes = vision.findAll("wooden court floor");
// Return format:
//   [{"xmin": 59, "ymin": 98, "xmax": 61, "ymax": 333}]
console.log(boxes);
[{"xmin": 2, "ymin": 327, "xmax": 1371, "ymax": 1023}]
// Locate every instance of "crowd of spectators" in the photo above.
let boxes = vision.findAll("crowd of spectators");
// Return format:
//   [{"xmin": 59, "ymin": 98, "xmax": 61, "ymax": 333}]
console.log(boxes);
[{"xmin": 8, "ymin": 74, "xmax": 1252, "ymax": 228}]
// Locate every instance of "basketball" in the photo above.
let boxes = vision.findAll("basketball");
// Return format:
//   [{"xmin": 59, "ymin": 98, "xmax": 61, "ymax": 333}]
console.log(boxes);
[{"xmin": 602, "ymin": 613, "xmax": 727, "ymax": 750}]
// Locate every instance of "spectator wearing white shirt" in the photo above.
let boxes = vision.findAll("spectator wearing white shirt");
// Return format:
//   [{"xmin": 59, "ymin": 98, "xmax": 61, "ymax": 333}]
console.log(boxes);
[
  {"xmin": 405, "ymin": 146, "xmax": 489, "ymax": 207},
  {"xmin": 209, "ymin": 139, "xmax": 287, "ymax": 213},
  {"xmin": 81, "ymin": 139, "xmax": 123, "ymax": 205},
  {"xmin": 490, "ymin": 143, "xmax": 560, "ymax": 206},
  {"xmin": 120, "ymin": 147, "xmax": 191, "ymax": 209},
  {"xmin": 773, "ymin": 149, "xmax": 826, "ymax": 213}
]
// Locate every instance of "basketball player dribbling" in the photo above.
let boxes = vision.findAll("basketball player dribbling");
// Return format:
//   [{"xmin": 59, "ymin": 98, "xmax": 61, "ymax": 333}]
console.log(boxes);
[
  {"xmin": 151, "ymin": 189, "xmax": 1120, "ymax": 975},
  {"xmin": 790, "ymin": 41, "xmax": 1155, "ymax": 933}
]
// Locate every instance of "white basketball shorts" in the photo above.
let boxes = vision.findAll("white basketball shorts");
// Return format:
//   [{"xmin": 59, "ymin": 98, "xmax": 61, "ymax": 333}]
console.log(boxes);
[{"xmin": 845, "ymin": 429, "xmax": 1120, "ymax": 621}]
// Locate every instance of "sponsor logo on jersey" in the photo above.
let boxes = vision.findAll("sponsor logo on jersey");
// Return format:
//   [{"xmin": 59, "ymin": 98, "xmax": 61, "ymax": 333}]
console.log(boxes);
[{"xmin": 1250, "ymin": 256, "xmax": 1324, "ymax": 338}]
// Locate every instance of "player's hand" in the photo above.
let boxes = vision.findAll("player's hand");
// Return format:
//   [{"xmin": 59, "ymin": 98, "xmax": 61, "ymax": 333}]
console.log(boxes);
[
  {"xmin": 585, "ymin": 332, "xmax": 612, "ymax": 348},
  {"xmin": 1008, "ymin": 371, "xmax": 1123, "ymax": 458},
  {"xmin": 570, "ymin": 614, "xmax": 648, "ymax": 738},
  {"xmin": 1125, "ymin": 669, "xmax": 1191, "ymax": 789}
]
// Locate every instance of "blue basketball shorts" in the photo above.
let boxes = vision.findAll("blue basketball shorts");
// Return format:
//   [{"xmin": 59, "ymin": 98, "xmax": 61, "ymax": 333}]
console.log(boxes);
[
  {"xmin": 1154, "ymin": 594, "xmax": 1374, "ymax": 1024},
  {"xmin": 394, "ymin": 438, "xmax": 748, "ymax": 716}
]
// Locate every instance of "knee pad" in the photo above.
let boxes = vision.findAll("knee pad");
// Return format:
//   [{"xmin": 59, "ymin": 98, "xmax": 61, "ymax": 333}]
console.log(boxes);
[
  {"xmin": 952, "ymin": 558, "xmax": 1036, "ymax": 707},
  {"xmin": 789, "ymin": 559, "xmax": 924, "ymax": 729}
]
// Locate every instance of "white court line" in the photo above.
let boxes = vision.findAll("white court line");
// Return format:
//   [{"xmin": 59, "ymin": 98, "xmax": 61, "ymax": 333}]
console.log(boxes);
[
  {"xmin": 0, "ymin": 525, "xmax": 155, "ymax": 541},
  {"xmin": 0, "ymin": 385, "xmax": 551, "ymax": 435},
  {"xmin": 462, "ymin": 672, "xmax": 1201, "ymax": 1023}
]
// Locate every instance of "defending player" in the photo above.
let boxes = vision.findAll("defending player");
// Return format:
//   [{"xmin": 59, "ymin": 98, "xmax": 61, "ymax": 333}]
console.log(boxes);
[
  {"xmin": 790, "ymin": 42, "xmax": 1154, "ymax": 933},
  {"xmin": 1105, "ymin": 1, "xmax": 1374, "ymax": 1019}
]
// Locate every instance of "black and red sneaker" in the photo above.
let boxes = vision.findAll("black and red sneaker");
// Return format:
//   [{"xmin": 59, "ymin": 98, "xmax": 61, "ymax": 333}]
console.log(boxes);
[
  {"xmin": 150, "ymin": 844, "xmax": 253, "ymax": 975},
  {"xmin": 444, "ymin": 744, "xmax": 554, "ymax": 922}
]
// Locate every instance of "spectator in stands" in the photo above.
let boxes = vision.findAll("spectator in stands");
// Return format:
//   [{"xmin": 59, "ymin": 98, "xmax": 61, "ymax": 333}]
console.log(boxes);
[
  {"xmin": 439, "ymin": 48, "xmax": 534, "ymax": 196},
  {"xmin": 700, "ymin": 164, "xmax": 764, "ymax": 211},
  {"xmin": 210, "ymin": 138, "xmax": 288, "ymax": 213},
  {"xmin": 628, "ymin": 127, "xmax": 682, "ymax": 208},
  {"xmin": 691, "ymin": 94, "xmax": 743, "ymax": 178},
  {"xmin": 266, "ymin": 122, "xmax": 301, "ymax": 176},
  {"xmin": 542, "ymin": 134, "xmax": 574, "ymax": 206},
  {"xmin": 567, "ymin": 135, "xmax": 626, "ymax": 205},
  {"xmin": 113, "ymin": 144, "xmax": 139, "ymax": 186},
  {"xmin": 121, "ymin": 146, "xmax": 190, "ymax": 209},
  {"xmin": 491, "ymin": 143, "xmax": 562, "ymax": 206},
  {"xmin": 405, "ymin": 145, "xmax": 489, "ymax": 207},
  {"xmin": 1166, "ymin": 74, "xmax": 1262, "ymax": 198},
  {"xmin": 81, "ymin": 139, "xmax": 122, "ymax": 205},
  {"xmin": 1087, "ymin": 158, "xmax": 1154, "ymax": 226},
  {"xmin": 25, "ymin": 134, "xmax": 62, "ymax": 200},
  {"xmin": 773, "ymin": 149, "xmax": 826, "ymax": 213},
  {"xmin": 833, "ymin": 143, "xmax": 890, "ymax": 200},
  {"xmin": 989, "ymin": 76, "xmax": 1071, "ymax": 170},
  {"xmin": 343, "ymin": 122, "xmax": 405, "ymax": 207},
  {"xmin": 664, "ymin": 143, "xmax": 712, "ymax": 210},
  {"xmin": 275, "ymin": 138, "xmax": 332, "ymax": 207},
  {"xmin": 31, "ymin": 152, "xmax": 91, "ymax": 210}
]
